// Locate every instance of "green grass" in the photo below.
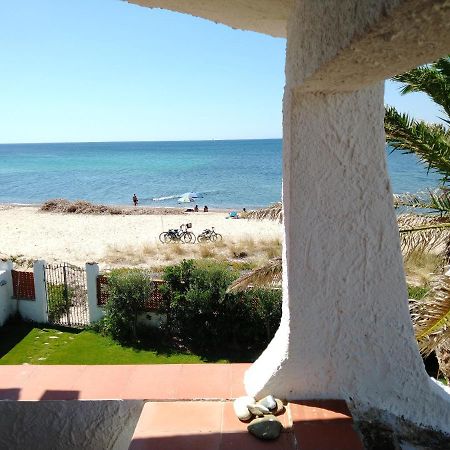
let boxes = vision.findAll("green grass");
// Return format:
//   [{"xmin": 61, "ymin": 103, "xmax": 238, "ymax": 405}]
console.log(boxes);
[
  {"xmin": 0, "ymin": 321, "xmax": 213, "ymax": 365},
  {"xmin": 408, "ymin": 284, "xmax": 430, "ymax": 300}
]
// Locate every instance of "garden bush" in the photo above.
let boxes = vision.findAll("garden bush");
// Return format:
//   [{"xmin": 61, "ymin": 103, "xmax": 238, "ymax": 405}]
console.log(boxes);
[
  {"xmin": 102, "ymin": 269, "xmax": 153, "ymax": 342},
  {"xmin": 162, "ymin": 260, "xmax": 282, "ymax": 357}
]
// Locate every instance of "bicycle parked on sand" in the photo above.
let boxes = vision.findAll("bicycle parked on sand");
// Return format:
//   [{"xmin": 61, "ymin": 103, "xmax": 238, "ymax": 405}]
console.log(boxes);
[
  {"xmin": 159, "ymin": 223, "xmax": 196, "ymax": 244},
  {"xmin": 197, "ymin": 227, "xmax": 223, "ymax": 243}
]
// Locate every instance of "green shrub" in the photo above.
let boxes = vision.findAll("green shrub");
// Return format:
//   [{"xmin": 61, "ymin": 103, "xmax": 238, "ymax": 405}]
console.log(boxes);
[
  {"xmin": 103, "ymin": 269, "xmax": 153, "ymax": 342},
  {"xmin": 243, "ymin": 288, "xmax": 282, "ymax": 343},
  {"xmin": 162, "ymin": 260, "xmax": 282, "ymax": 357},
  {"xmin": 47, "ymin": 284, "xmax": 73, "ymax": 323}
]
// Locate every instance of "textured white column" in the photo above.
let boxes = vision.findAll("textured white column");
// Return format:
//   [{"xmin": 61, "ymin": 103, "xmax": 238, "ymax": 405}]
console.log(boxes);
[
  {"xmin": 245, "ymin": 0, "xmax": 450, "ymax": 434},
  {"xmin": 32, "ymin": 260, "xmax": 48, "ymax": 323},
  {"xmin": 85, "ymin": 262, "xmax": 104, "ymax": 323}
]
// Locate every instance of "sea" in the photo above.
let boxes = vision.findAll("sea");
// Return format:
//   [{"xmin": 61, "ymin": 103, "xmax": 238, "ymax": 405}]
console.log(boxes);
[{"xmin": 0, "ymin": 139, "xmax": 441, "ymax": 209}]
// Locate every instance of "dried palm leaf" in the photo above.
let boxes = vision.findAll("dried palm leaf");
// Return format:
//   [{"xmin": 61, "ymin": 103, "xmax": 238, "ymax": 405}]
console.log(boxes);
[
  {"xmin": 245, "ymin": 203, "xmax": 283, "ymax": 223},
  {"xmin": 398, "ymin": 214, "xmax": 450, "ymax": 260},
  {"xmin": 393, "ymin": 192, "xmax": 429, "ymax": 209},
  {"xmin": 410, "ymin": 274, "xmax": 450, "ymax": 356},
  {"xmin": 227, "ymin": 257, "xmax": 282, "ymax": 293}
]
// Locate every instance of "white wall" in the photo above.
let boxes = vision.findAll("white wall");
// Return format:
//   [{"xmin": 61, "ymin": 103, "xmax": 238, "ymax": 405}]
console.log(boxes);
[
  {"xmin": 17, "ymin": 298, "xmax": 44, "ymax": 323},
  {"xmin": 86, "ymin": 263, "xmax": 104, "ymax": 323},
  {"xmin": 0, "ymin": 400, "xmax": 144, "ymax": 450},
  {"xmin": 13, "ymin": 261, "xmax": 47, "ymax": 323},
  {"xmin": 0, "ymin": 261, "xmax": 14, "ymax": 326}
]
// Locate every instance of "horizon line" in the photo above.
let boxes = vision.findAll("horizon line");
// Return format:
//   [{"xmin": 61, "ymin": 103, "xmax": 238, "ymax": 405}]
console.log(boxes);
[{"xmin": 0, "ymin": 137, "xmax": 283, "ymax": 146}]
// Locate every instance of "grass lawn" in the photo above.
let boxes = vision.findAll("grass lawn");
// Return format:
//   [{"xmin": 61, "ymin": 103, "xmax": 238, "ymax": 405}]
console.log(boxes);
[{"xmin": 0, "ymin": 321, "xmax": 215, "ymax": 365}]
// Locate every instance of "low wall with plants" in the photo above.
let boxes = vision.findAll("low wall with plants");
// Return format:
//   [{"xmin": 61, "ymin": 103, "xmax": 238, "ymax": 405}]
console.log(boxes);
[{"xmin": 97, "ymin": 261, "xmax": 282, "ymax": 359}]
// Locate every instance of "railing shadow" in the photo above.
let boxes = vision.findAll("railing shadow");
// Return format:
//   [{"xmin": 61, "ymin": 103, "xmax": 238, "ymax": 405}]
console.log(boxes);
[
  {"xmin": 40, "ymin": 390, "xmax": 80, "ymax": 400},
  {"xmin": 0, "ymin": 388, "xmax": 21, "ymax": 400}
]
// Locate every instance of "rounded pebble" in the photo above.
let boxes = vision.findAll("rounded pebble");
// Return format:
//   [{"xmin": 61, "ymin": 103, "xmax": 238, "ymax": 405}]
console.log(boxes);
[
  {"xmin": 233, "ymin": 396, "xmax": 255, "ymax": 421},
  {"xmin": 247, "ymin": 415, "xmax": 283, "ymax": 440}
]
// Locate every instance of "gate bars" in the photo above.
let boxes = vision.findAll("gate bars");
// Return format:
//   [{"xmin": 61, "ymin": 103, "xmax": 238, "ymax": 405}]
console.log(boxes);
[{"xmin": 44, "ymin": 263, "xmax": 89, "ymax": 327}]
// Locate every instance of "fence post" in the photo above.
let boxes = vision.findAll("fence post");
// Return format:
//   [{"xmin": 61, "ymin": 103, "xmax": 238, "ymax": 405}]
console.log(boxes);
[
  {"xmin": 33, "ymin": 260, "xmax": 48, "ymax": 323},
  {"xmin": 86, "ymin": 262, "xmax": 103, "ymax": 324},
  {"xmin": 0, "ymin": 260, "xmax": 14, "ymax": 325}
]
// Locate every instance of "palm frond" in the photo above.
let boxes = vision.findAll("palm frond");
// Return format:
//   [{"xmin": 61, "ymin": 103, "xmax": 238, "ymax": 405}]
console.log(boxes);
[
  {"xmin": 227, "ymin": 257, "xmax": 282, "ymax": 293},
  {"xmin": 410, "ymin": 274, "xmax": 450, "ymax": 356},
  {"xmin": 428, "ymin": 189, "xmax": 450, "ymax": 212},
  {"xmin": 245, "ymin": 203, "xmax": 283, "ymax": 223},
  {"xmin": 398, "ymin": 214, "xmax": 450, "ymax": 260},
  {"xmin": 385, "ymin": 106, "xmax": 450, "ymax": 183},
  {"xmin": 393, "ymin": 55, "xmax": 450, "ymax": 118}
]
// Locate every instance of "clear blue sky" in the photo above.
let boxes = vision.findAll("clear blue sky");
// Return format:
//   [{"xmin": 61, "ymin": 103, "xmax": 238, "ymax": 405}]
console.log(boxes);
[{"xmin": 0, "ymin": 0, "xmax": 443, "ymax": 144}]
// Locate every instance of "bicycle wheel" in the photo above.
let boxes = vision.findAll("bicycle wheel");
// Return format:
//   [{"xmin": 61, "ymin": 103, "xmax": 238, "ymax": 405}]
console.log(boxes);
[
  {"xmin": 159, "ymin": 232, "xmax": 170, "ymax": 244},
  {"xmin": 183, "ymin": 232, "xmax": 196, "ymax": 244},
  {"xmin": 211, "ymin": 233, "xmax": 223, "ymax": 242},
  {"xmin": 197, "ymin": 234, "xmax": 206, "ymax": 243}
]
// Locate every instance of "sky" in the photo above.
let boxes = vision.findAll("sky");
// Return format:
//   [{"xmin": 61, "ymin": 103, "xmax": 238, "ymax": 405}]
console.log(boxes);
[{"xmin": 0, "ymin": 0, "xmax": 444, "ymax": 144}]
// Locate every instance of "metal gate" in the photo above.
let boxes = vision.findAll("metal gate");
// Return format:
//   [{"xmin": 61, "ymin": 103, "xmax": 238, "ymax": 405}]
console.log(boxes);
[{"xmin": 44, "ymin": 263, "xmax": 89, "ymax": 327}]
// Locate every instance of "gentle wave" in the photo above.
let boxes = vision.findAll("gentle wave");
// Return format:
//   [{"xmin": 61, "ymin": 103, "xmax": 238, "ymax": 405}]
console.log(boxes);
[
  {"xmin": 152, "ymin": 194, "xmax": 181, "ymax": 201},
  {"xmin": 152, "ymin": 190, "xmax": 222, "ymax": 202}
]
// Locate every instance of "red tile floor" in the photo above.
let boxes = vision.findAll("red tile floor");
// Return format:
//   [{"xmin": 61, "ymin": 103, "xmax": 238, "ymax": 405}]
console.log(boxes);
[{"xmin": 0, "ymin": 364, "xmax": 365, "ymax": 449}]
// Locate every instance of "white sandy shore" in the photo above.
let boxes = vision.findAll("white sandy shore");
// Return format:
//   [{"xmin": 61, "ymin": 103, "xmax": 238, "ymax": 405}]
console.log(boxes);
[{"xmin": 0, "ymin": 206, "xmax": 282, "ymax": 269}]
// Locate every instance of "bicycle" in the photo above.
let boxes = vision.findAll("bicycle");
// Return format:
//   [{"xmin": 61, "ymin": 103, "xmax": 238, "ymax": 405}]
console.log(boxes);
[
  {"xmin": 197, "ymin": 227, "xmax": 223, "ymax": 243},
  {"xmin": 159, "ymin": 223, "xmax": 196, "ymax": 244}
]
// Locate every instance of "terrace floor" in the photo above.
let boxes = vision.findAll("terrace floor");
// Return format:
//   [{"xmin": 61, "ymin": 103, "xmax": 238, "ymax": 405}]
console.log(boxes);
[{"xmin": 0, "ymin": 364, "xmax": 365, "ymax": 449}]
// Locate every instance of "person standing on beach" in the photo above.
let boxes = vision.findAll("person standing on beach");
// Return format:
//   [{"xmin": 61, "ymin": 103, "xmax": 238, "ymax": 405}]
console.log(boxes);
[{"xmin": 132, "ymin": 193, "xmax": 138, "ymax": 206}]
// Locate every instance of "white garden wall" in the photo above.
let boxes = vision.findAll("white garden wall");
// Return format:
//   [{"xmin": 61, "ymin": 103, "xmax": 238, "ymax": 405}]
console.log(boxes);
[{"xmin": 0, "ymin": 261, "xmax": 14, "ymax": 326}]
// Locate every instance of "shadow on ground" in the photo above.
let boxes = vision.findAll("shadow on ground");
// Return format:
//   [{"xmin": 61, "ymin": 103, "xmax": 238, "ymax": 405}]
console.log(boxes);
[{"xmin": 0, "ymin": 317, "xmax": 81, "ymax": 359}]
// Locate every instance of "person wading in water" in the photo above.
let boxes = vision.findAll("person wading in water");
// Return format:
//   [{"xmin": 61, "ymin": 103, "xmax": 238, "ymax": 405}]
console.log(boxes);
[{"xmin": 132, "ymin": 193, "xmax": 138, "ymax": 206}]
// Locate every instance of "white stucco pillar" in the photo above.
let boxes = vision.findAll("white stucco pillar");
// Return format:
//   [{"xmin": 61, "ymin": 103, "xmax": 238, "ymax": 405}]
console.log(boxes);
[
  {"xmin": 33, "ymin": 260, "xmax": 48, "ymax": 323},
  {"xmin": 245, "ymin": 0, "xmax": 450, "ymax": 434},
  {"xmin": 86, "ymin": 262, "xmax": 104, "ymax": 323}
]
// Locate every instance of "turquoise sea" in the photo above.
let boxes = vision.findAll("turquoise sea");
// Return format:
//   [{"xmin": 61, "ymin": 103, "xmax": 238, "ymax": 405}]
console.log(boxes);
[{"xmin": 0, "ymin": 139, "xmax": 441, "ymax": 208}]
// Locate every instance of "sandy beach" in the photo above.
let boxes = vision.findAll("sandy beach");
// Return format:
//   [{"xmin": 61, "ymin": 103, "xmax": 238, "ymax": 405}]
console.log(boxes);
[{"xmin": 1, "ymin": 205, "xmax": 282, "ymax": 270}]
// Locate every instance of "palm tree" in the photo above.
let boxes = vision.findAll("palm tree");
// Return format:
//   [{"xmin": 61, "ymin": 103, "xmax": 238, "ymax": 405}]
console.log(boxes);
[{"xmin": 385, "ymin": 55, "xmax": 450, "ymax": 183}]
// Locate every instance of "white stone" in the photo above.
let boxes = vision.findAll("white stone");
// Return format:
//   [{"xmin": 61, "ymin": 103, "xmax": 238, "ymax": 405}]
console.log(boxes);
[
  {"xmin": 233, "ymin": 396, "xmax": 254, "ymax": 421},
  {"xmin": 258, "ymin": 395, "xmax": 276, "ymax": 410},
  {"xmin": 247, "ymin": 403, "xmax": 270, "ymax": 416}
]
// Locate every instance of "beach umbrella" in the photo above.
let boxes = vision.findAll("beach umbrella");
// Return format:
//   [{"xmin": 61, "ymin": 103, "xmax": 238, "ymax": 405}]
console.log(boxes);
[
  {"xmin": 178, "ymin": 192, "xmax": 203, "ymax": 203},
  {"xmin": 178, "ymin": 192, "xmax": 195, "ymax": 203}
]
